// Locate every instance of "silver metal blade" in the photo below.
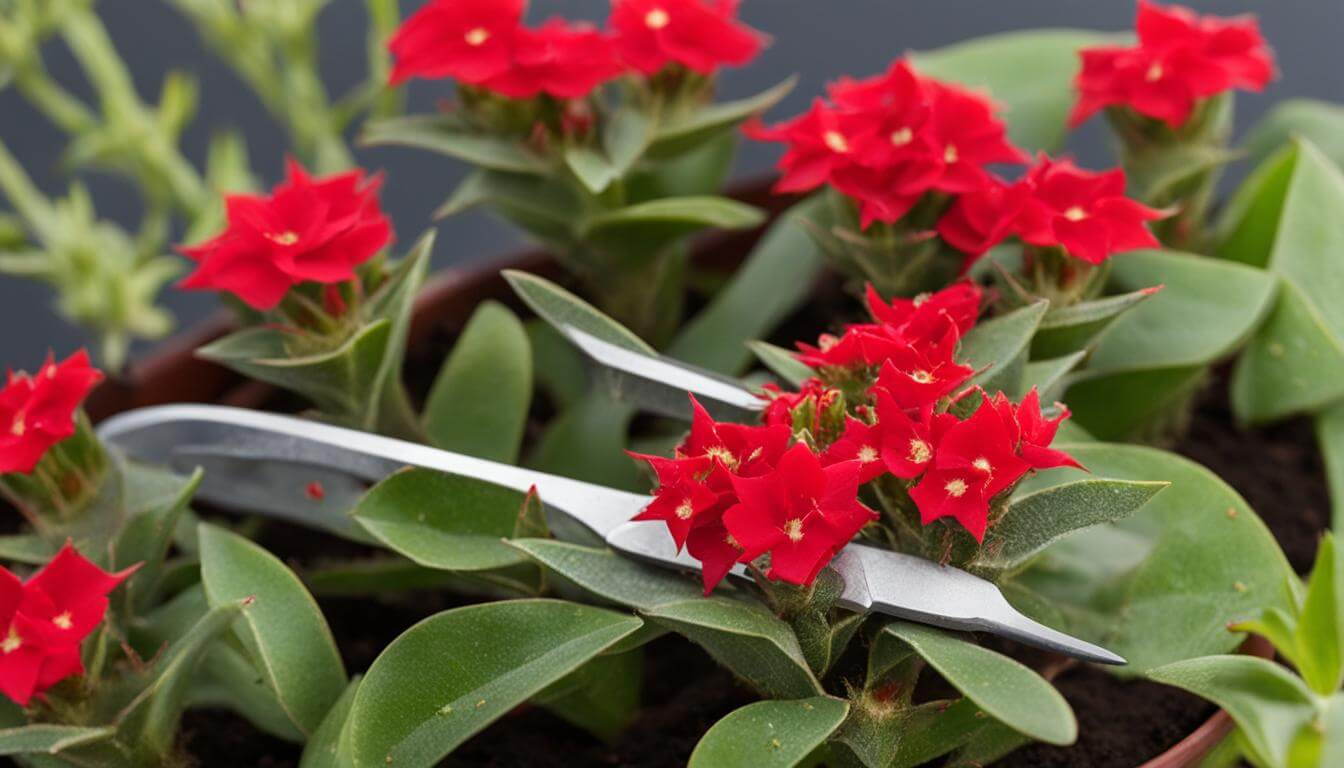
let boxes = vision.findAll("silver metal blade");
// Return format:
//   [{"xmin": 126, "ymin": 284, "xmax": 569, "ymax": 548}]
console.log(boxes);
[
  {"xmin": 98, "ymin": 405, "xmax": 648, "ymax": 541},
  {"xmin": 557, "ymin": 325, "xmax": 765, "ymax": 422}
]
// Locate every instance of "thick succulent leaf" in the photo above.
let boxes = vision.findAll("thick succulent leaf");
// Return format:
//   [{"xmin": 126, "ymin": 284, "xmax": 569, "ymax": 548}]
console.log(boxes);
[
  {"xmin": 1063, "ymin": 365, "xmax": 1208, "ymax": 442},
  {"xmin": 361, "ymin": 116, "xmax": 550, "ymax": 174},
  {"xmin": 1009, "ymin": 442, "xmax": 1297, "ymax": 673},
  {"xmin": 582, "ymin": 196, "xmax": 765, "ymax": 253},
  {"xmin": 913, "ymin": 30, "xmax": 1121, "ymax": 153},
  {"xmin": 1216, "ymin": 143, "xmax": 1296, "ymax": 269},
  {"xmin": 1147, "ymin": 655, "xmax": 1320, "ymax": 768},
  {"xmin": 299, "ymin": 677, "xmax": 360, "ymax": 768},
  {"xmin": 504, "ymin": 269, "xmax": 655, "ymax": 356},
  {"xmin": 603, "ymin": 105, "xmax": 654, "ymax": 178},
  {"xmin": 423, "ymin": 301, "xmax": 532, "ymax": 462},
  {"xmin": 748, "ymin": 341, "xmax": 812, "ymax": 387},
  {"xmin": 0, "ymin": 725, "xmax": 116, "ymax": 757},
  {"xmin": 565, "ymin": 146, "xmax": 621, "ymax": 195},
  {"xmin": 1021, "ymin": 351, "xmax": 1086, "ymax": 402},
  {"xmin": 434, "ymin": 170, "xmax": 583, "ymax": 248},
  {"xmin": 648, "ymin": 77, "xmax": 796, "ymax": 159},
  {"xmin": 643, "ymin": 598, "xmax": 823, "ymax": 699},
  {"xmin": 1318, "ymin": 402, "xmax": 1344, "ymax": 530},
  {"xmin": 0, "ymin": 534, "xmax": 55, "ymax": 565},
  {"xmin": 345, "ymin": 600, "xmax": 641, "ymax": 768},
  {"xmin": 526, "ymin": 319, "xmax": 590, "ymax": 409},
  {"xmin": 1296, "ymin": 533, "xmax": 1344, "ymax": 695},
  {"xmin": 958, "ymin": 301, "xmax": 1048, "ymax": 401},
  {"xmin": 669, "ymin": 195, "xmax": 827, "ymax": 374},
  {"xmin": 833, "ymin": 697, "xmax": 984, "ymax": 768},
  {"xmin": 508, "ymin": 539, "xmax": 703, "ymax": 609},
  {"xmin": 353, "ymin": 468, "xmax": 534, "ymax": 573},
  {"xmin": 110, "ymin": 464, "xmax": 200, "ymax": 612},
  {"xmin": 199, "ymin": 524, "xmax": 348, "ymax": 736},
  {"xmin": 534, "ymin": 649, "xmax": 643, "ymax": 743},
  {"xmin": 1244, "ymin": 99, "xmax": 1344, "ymax": 172},
  {"xmin": 1030, "ymin": 286, "xmax": 1158, "ymax": 359},
  {"xmin": 1224, "ymin": 140, "xmax": 1344, "ymax": 423},
  {"xmin": 688, "ymin": 697, "xmax": 848, "ymax": 768},
  {"xmin": 526, "ymin": 394, "xmax": 640, "ymax": 491},
  {"xmin": 880, "ymin": 622, "xmax": 1076, "ymax": 745},
  {"xmin": 973, "ymin": 479, "xmax": 1168, "ymax": 573}
]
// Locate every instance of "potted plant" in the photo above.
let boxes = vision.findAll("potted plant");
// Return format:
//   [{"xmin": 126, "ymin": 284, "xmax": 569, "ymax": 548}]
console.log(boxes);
[{"xmin": 0, "ymin": 1, "xmax": 1332, "ymax": 766}]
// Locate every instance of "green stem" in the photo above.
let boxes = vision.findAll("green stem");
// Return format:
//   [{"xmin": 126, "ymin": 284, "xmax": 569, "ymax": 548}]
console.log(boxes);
[
  {"xmin": 363, "ymin": 0, "xmax": 402, "ymax": 119},
  {"xmin": 0, "ymin": 139, "xmax": 59, "ymax": 243},
  {"xmin": 12, "ymin": 59, "xmax": 98, "ymax": 135}
]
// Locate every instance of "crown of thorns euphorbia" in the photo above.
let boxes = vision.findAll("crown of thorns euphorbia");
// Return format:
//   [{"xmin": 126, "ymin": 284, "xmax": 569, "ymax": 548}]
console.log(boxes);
[
  {"xmin": 748, "ymin": 58, "xmax": 1023, "ymax": 227},
  {"xmin": 1069, "ymin": 1, "xmax": 1274, "ymax": 128},
  {"xmin": 0, "ymin": 543, "xmax": 135, "ymax": 705},
  {"xmin": 179, "ymin": 160, "xmax": 392, "ymax": 310},
  {"xmin": 610, "ymin": 0, "xmax": 765, "ymax": 75},
  {"xmin": 724, "ymin": 444, "xmax": 876, "ymax": 584},
  {"xmin": 1015, "ymin": 156, "xmax": 1166, "ymax": 265},
  {"xmin": 0, "ymin": 351, "xmax": 102, "ymax": 476},
  {"xmin": 388, "ymin": 0, "xmax": 524, "ymax": 86}
]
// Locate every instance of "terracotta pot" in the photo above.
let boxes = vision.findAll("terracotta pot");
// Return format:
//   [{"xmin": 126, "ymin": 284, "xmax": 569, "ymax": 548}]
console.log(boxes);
[{"xmin": 84, "ymin": 181, "xmax": 1273, "ymax": 768}]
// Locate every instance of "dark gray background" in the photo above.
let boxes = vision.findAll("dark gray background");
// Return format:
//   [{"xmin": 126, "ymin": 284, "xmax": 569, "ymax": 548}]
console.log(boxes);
[{"xmin": 1, "ymin": 1, "xmax": 1338, "ymax": 368}]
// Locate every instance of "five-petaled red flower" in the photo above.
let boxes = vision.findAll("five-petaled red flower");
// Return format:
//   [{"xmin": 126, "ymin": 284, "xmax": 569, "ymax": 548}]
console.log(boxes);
[
  {"xmin": 1070, "ymin": 1, "xmax": 1275, "ymax": 128},
  {"xmin": 724, "ymin": 444, "xmax": 876, "ymax": 584},
  {"xmin": 0, "ymin": 543, "xmax": 135, "ymax": 705},
  {"xmin": 610, "ymin": 0, "xmax": 765, "ymax": 75},
  {"xmin": 389, "ymin": 0, "xmax": 524, "ymax": 86},
  {"xmin": 0, "ymin": 351, "xmax": 102, "ymax": 476},
  {"xmin": 180, "ymin": 160, "xmax": 392, "ymax": 311},
  {"xmin": 479, "ymin": 18, "xmax": 625, "ymax": 100}
]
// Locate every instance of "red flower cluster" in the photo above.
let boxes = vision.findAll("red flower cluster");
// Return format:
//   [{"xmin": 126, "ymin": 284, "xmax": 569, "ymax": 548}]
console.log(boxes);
[
  {"xmin": 939, "ymin": 156, "xmax": 1166, "ymax": 265},
  {"xmin": 180, "ymin": 160, "xmax": 392, "ymax": 311},
  {"xmin": 747, "ymin": 58, "xmax": 1026, "ymax": 227},
  {"xmin": 0, "ymin": 543, "xmax": 134, "ymax": 705},
  {"xmin": 0, "ymin": 351, "xmax": 102, "ymax": 476},
  {"xmin": 390, "ymin": 0, "xmax": 763, "ymax": 96},
  {"xmin": 631, "ymin": 398, "xmax": 875, "ymax": 592},
  {"xmin": 1070, "ymin": 1, "xmax": 1275, "ymax": 128}
]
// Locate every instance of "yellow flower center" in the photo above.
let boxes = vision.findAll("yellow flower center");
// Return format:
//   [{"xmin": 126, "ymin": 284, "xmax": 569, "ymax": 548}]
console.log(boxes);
[
  {"xmin": 908, "ymin": 439, "xmax": 931, "ymax": 465},
  {"xmin": 725, "ymin": 533, "xmax": 741, "ymax": 549},
  {"xmin": 465, "ymin": 27, "xmax": 490, "ymax": 46},
  {"xmin": 943, "ymin": 145, "xmax": 959, "ymax": 164},
  {"xmin": 824, "ymin": 131, "xmax": 850, "ymax": 154},
  {"xmin": 9, "ymin": 415, "xmax": 24, "ymax": 437},
  {"xmin": 1145, "ymin": 63, "xmax": 1164, "ymax": 82},
  {"xmin": 889, "ymin": 127, "xmax": 913, "ymax": 146},
  {"xmin": 972, "ymin": 457, "xmax": 992, "ymax": 473},
  {"xmin": 783, "ymin": 518, "xmax": 805, "ymax": 542},
  {"xmin": 53, "ymin": 611, "xmax": 73, "ymax": 630},
  {"xmin": 909, "ymin": 370, "xmax": 934, "ymax": 385},
  {"xmin": 644, "ymin": 8, "xmax": 671, "ymax": 29},
  {"xmin": 1064, "ymin": 206, "xmax": 1088, "ymax": 222},
  {"xmin": 857, "ymin": 445, "xmax": 879, "ymax": 464},
  {"xmin": 265, "ymin": 230, "xmax": 299, "ymax": 246},
  {"xmin": 1, "ymin": 627, "xmax": 21, "ymax": 654},
  {"xmin": 675, "ymin": 499, "xmax": 694, "ymax": 520},
  {"xmin": 944, "ymin": 478, "xmax": 968, "ymax": 498},
  {"xmin": 706, "ymin": 446, "xmax": 737, "ymax": 468},
  {"xmin": 912, "ymin": 292, "xmax": 932, "ymax": 307}
]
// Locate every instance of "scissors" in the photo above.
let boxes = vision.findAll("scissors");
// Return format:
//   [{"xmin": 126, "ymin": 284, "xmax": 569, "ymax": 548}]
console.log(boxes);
[{"xmin": 98, "ymin": 398, "xmax": 1124, "ymax": 665}]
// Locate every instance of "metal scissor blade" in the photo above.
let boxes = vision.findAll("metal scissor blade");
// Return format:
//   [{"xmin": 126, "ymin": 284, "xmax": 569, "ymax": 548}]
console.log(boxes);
[
  {"xmin": 607, "ymin": 524, "xmax": 1125, "ymax": 665},
  {"xmin": 97, "ymin": 405, "xmax": 649, "ymax": 541},
  {"xmin": 556, "ymin": 325, "xmax": 766, "ymax": 422}
]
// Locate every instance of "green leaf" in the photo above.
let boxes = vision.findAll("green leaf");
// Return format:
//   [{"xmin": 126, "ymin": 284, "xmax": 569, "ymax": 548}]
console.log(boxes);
[
  {"xmin": 345, "ymin": 599, "xmax": 641, "ymax": 768},
  {"xmin": 0, "ymin": 725, "xmax": 115, "ymax": 756},
  {"xmin": 504, "ymin": 269, "xmax": 655, "ymax": 356},
  {"xmin": 353, "ymin": 468, "xmax": 534, "ymax": 573},
  {"xmin": 423, "ymin": 301, "xmax": 532, "ymax": 462},
  {"xmin": 974, "ymin": 479, "xmax": 1169, "ymax": 573},
  {"xmin": 1030, "ymin": 286, "xmax": 1158, "ymax": 359},
  {"xmin": 648, "ymin": 77, "xmax": 795, "ymax": 158},
  {"xmin": 1317, "ymin": 401, "xmax": 1344, "ymax": 530},
  {"xmin": 299, "ymin": 677, "xmax": 360, "ymax": 768},
  {"xmin": 643, "ymin": 598, "xmax": 823, "ymax": 699},
  {"xmin": 1297, "ymin": 533, "xmax": 1344, "ymax": 695},
  {"xmin": 1215, "ymin": 142, "xmax": 1296, "ymax": 268},
  {"xmin": 526, "ymin": 319, "xmax": 590, "ymax": 409},
  {"xmin": 603, "ymin": 106, "xmax": 654, "ymax": 178},
  {"xmin": 1022, "ymin": 351, "xmax": 1086, "ymax": 402},
  {"xmin": 361, "ymin": 116, "xmax": 550, "ymax": 174},
  {"xmin": 0, "ymin": 534, "xmax": 56, "ymax": 565},
  {"xmin": 564, "ymin": 146, "xmax": 620, "ymax": 195},
  {"xmin": 913, "ymin": 30, "xmax": 1121, "ymax": 153},
  {"xmin": 748, "ymin": 341, "xmax": 812, "ymax": 387},
  {"xmin": 959, "ymin": 300, "xmax": 1048, "ymax": 398},
  {"xmin": 1244, "ymin": 99, "xmax": 1344, "ymax": 172},
  {"xmin": 527, "ymin": 393, "xmax": 640, "ymax": 490},
  {"xmin": 434, "ymin": 170, "xmax": 583, "ymax": 248},
  {"xmin": 1009, "ymin": 442, "xmax": 1297, "ymax": 673},
  {"xmin": 199, "ymin": 523, "xmax": 347, "ymax": 736},
  {"xmin": 583, "ymin": 196, "xmax": 765, "ymax": 249},
  {"xmin": 833, "ymin": 696, "xmax": 984, "ymax": 768},
  {"xmin": 534, "ymin": 649, "xmax": 643, "ymax": 743},
  {"xmin": 880, "ymin": 622, "xmax": 1076, "ymax": 745},
  {"xmin": 110, "ymin": 464, "xmax": 201, "ymax": 613},
  {"xmin": 509, "ymin": 539, "xmax": 705, "ymax": 609},
  {"xmin": 688, "ymin": 697, "xmax": 848, "ymax": 768},
  {"xmin": 1148, "ymin": 655, "xmax": 1319, "ymax": 768},
  {"xmin": 1225, "ymin": 140, "xmax": 1344, "ymax": 423},
  {"xmin": 669, "ymin": 195, "xmax": 827, "ymax": 374}
]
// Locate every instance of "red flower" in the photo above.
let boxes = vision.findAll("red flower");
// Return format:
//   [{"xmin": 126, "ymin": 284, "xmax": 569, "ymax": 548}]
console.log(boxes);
[
  {"xmin": 681, "ymin": 396, "xmax": 790, "ymax": 489},
  {"xmin": 936, "ymin": 175, "xmax": 1029, "ymax": 262},
  {"xmin": 724, "ymin": 444, "xmax": 876, "ymax": 584},
  {"xmin": 482, "ymin": 19, "xmax": 624, "ymax": 100},
  {"xmin": 389, "ymin": 0, "xmax": 524, "ymax": 86},
  {"xmin": 865, "ymin": 282, "xmax": 982, "ymax": 342},
  {"xmin": 0, "ymin": 351, "xmax": 102, "ymax": 475},
  {"xmin": 924, "ymin": 81, "xmax": 1028, "ymax": 194},
  {"xmin": 745, "ymin": 100, "xmax": 859, "ymax": 194},
  {"xmin": 1015, "ymin": 156, "xmax": 1165, "ymax": 265},
  {"xmin": 0, "ymin": 543, "xmax": 134, "ymax": 706},
  {"xmin": 685, "ymin": 515, "xmax": 747, "ymax": 595},
  {"xmin": 872, "ymin": 331, "xmax": 974, "ymax": 412},
  {"xmin": 630, "ymin": 454, "xmax": 723, "ymax": 548},
  {"xmin": 761, "ymin": 379, "xmax": 840, "ymax": 434},
  {"xmin": 180, "ymin": 160, "xmax": 392, "ymax": 310},
  {"xmin": 872, "ymin": 388, "xmax": 944, "ymax": 479},
  {"xmin": 610, "ymin": 0, "xmax": 765, "ymax": 75},
  {"xmin": 820, "ymin": 417, "xmax": 887, "ymax": 483},
  {"xmin": 1070, "ymin": 2, "xmax": 1274, "ymax": 128},
  {"xmin": 1012, "ymin": 389, "xmax": 1083, "ymax": 470}
]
